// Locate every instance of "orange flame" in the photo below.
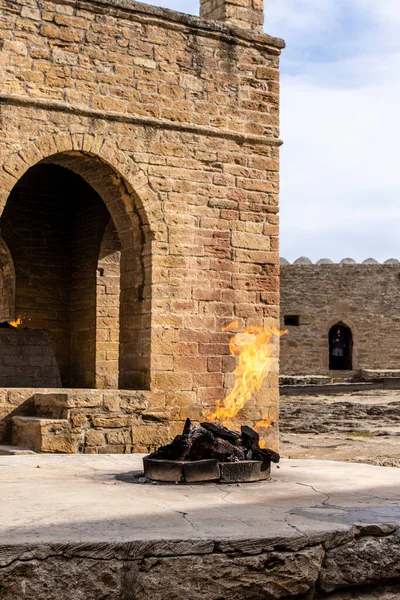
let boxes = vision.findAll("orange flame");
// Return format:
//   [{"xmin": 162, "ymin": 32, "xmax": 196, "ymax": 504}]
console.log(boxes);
[
  {"xmin": 222, "ymin": 320, "xmax": 239, "ymax": 332},
  {"xmin": 254, "ymin": 415, "xmax": 273, "ymax": 432},
  {"xmin": 9, "ymin": 316, "xmax": 22, "ymax": 328},
  {"xmin": 205, "ymin": 323, "xmax": 287, "ymax": 424},
  {"xmin": 254, "ymin": 414, "xmax": 273, "ymax": 448}
]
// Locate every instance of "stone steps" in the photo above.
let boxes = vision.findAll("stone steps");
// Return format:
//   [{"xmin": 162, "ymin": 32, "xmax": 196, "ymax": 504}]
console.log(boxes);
[
  {"xmin": 33, "ymin": 393, "xmax": 69, "ymax": 419},
  {"xmin": 7, "ymin": 392, "xmax": 80, "ymax": 454},
  {"xmin": 11, "ymin": 415, "xmax": 78, "ymax": 454},
  {"xmin": 0, "ymin": 444, "xmax": 36, "ymax": 455},
  {"xmin": 3, "ymin": 389, "xmax": 150, "ymax": 454}
]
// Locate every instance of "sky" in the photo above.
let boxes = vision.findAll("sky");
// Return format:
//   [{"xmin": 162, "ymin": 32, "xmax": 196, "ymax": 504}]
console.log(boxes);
[{"xmin": 146, "ymin": 0, "xmax": 400, "ymax": 263}]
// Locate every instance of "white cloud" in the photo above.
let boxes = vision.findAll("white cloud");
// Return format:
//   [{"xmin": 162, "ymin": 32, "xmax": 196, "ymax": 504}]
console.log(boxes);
[
  {"xmin": 265, "ymin": 0, "xmax": 340, "ymax": 36},
  {"xmin": 276, "ymin": 1, "xmax": 400, "ymax": 261}
]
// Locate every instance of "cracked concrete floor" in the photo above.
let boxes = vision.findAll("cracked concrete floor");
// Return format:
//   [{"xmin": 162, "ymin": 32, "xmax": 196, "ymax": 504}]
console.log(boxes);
[
  {"xmin": 1, "ymin": 454, "xmax": 399, "ymax": 545},
  {"xmin": 280, "ymin": 389, "xmax": 400, "ymax": 467}
]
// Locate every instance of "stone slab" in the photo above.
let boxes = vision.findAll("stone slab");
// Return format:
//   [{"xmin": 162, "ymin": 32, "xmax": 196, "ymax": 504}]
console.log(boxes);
[
  {"xmin": 0, "ymin": 455, "xmax": 399, "ymax": 545},
  {"xmin": 0, "ymin": 444, "xmax": 35, "ymax": 455},
  {"xmin": 0, "ymin": 455, "xmax": 400, "ymax": 599}
]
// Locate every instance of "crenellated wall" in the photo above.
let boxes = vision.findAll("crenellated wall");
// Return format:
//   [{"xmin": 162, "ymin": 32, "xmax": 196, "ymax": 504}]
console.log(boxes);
[{"xmin": 280, "ymin": 257, "xmax": 400, "ymax": 376}]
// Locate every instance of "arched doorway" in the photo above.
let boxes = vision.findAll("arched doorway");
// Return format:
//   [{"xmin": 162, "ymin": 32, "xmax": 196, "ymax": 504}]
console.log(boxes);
[
  {"xmin": 329, "ymin": 323, "xmax": 353, "ymax": 370},
  {"xmin": 0, "ymin": 152, "xmax": 150, "ymax": 390}
]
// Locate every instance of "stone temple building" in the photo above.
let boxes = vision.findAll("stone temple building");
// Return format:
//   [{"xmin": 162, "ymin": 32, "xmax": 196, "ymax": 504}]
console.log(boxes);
[
  {"xmin": 280, "ymin": 257, "xmax": 400, "ymax": 379},
  {"xmin": 0, "ymin": 0, "xmax": 284, "ymax": 452}
]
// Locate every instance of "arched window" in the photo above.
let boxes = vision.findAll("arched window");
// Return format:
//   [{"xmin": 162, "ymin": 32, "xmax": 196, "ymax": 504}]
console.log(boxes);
[{"xmin": 329, "ymin": 323, "xmax": 353, "ymax": 370}]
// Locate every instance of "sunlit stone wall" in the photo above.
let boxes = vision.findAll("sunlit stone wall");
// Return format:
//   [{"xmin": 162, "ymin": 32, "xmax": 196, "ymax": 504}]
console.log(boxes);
[{"xmin": 0, "ymin": 0, "xmax": 284, "ymax": 452}]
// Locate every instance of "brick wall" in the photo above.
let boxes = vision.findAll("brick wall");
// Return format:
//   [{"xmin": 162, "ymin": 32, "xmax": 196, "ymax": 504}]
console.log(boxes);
[
  {"xmin": 96, "ymin": 219, "xmax": 121, "ymax": 389},
  {"xmin": 280, "ymin": 262, "xmax": 400, "ymax": 376},
  {"xmin": 0, "ymin": 0, "xmax": 284, "ymax": 451},
  {"xmin": 69, "ymin": 167, "xmax": 111, "ymax": 388},
  {"xmin": 0, "ymin": 330, "xmax": 61, "ymax": 388}
]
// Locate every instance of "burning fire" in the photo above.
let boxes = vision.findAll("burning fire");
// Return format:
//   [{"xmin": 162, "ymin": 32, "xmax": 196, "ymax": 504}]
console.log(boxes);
[
  {"xmin": 205, "ymin": 322, "xmax": 287, "ymax": 432},
  {"xmin": 9, "ymin": 316, "xmax": 23, "ymax": 328},
  {"xmin": 254, "ymin": 417, "xmax": 273, "ymax": 448}
]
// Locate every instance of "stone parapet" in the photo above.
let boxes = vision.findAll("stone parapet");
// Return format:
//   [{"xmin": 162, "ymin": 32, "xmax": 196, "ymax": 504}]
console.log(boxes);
[{"xmin": 281, "ymin": 257, "xmax": 399, "ymax": 265}]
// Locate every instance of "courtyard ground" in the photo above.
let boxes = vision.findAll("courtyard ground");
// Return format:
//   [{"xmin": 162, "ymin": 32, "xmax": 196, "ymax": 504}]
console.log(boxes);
[
  {"xmin": 280, "ymin": 389, "xmax": 400, "ymax": 467},
  {"xmin": 1, "ymin": 454, "xmax": 400, "ymax": 598}
]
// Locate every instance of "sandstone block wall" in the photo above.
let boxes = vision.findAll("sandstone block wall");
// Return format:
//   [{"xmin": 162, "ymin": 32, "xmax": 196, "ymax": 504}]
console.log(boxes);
[
  {"xmin": 280, "ymin": 261, "xmax": 400, "ymax": 376},
  {"xmin": 0, "ymin": 387, "xmax": 166, "ymax": 453},
  {"xmin": 0, "ymin": 330, "xmax": 61, "ymax": 388},
  {"xmin": 96, "ymin": 219, "xmax": 121, "ymax": 390},
  {"xmin": 0, "ymin": 0, "xmax": 284, "ymax": 451}
]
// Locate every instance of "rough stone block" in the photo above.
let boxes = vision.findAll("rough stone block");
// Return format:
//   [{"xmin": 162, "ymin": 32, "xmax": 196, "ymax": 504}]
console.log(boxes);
[{"xmin": 34, "ymin": 393, "xmax": 69, "ymax": 419}]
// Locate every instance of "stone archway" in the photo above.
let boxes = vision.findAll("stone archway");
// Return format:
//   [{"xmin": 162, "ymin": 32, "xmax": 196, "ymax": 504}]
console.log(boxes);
[
  {"xmin": 0, "ymin": 134, "xmax": 161, "ymax": 390},
  {"xmin": 329, "ymin": 322, "xmax": 353, "ymax": 370},
  {"xmin": 325, "ymin": 317, "xmax": 357, "ymax": 372}
]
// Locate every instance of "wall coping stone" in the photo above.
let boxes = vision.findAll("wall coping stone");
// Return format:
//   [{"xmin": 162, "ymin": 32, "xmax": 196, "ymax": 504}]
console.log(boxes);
[{"xmin": 48, "ymin": 0, "xmax": 285, "ymax": 50}]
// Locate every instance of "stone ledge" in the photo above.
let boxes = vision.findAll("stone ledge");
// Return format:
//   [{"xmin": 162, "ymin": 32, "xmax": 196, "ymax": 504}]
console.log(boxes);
[
  {"xmin": 56, "ymin": 0, "xmax": 285, "ymax": 50},
  {"xmin": 0, "ymin": 94, "xmax": 283, "ymax": 147},
  {"xmin": 0, "ymin": 527, "xmax": 399, "ymax": 599},
  {"xmin": 0, "ymin": 456, "xmax": 399, "ymax": 598}
]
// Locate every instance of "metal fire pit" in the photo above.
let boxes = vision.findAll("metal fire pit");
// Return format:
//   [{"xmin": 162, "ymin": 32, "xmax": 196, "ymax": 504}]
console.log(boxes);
[{"xmin": 143, "ymin": 456, "xmax": 271, "ymax": 484}]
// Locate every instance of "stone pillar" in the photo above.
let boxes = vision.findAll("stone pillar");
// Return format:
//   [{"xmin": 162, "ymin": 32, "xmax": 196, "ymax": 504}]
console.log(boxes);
[{"xmin": 200, "ymin": 0, "xmax": 264, "ymax": 32}]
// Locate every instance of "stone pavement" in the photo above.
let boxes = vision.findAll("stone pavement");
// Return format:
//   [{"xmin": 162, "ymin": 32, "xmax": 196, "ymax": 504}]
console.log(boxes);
[{"xmin": 1, "ymin": 455, "xmax": 400, "ymax": 598}]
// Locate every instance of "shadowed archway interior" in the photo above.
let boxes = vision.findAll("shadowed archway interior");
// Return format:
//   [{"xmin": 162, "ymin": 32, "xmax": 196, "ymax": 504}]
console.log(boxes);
[
  {"xmin": 329, "ymin": 322, "xmax": 353, "ymax": 371},
  {"xmin": 0, "ymin": 157, "xmax": 149, "ymax": 390}
]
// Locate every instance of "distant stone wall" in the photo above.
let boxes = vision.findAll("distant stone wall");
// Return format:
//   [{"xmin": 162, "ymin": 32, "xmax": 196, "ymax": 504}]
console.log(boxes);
[{"xmin": 280, "ymin": 258, "xmax": 400, "ymax": 376}]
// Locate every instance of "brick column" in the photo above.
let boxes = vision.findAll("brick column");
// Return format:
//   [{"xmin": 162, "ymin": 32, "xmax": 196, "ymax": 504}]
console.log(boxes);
[{"xmin": 200, "ymin": 0, "xmax": 264, "ymax": 32}]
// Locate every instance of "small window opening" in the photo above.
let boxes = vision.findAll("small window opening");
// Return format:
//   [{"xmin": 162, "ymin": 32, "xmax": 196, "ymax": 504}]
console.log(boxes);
[{"xmin": 284, "ymin": 315, "xmax": 300, "ymax": 326}]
